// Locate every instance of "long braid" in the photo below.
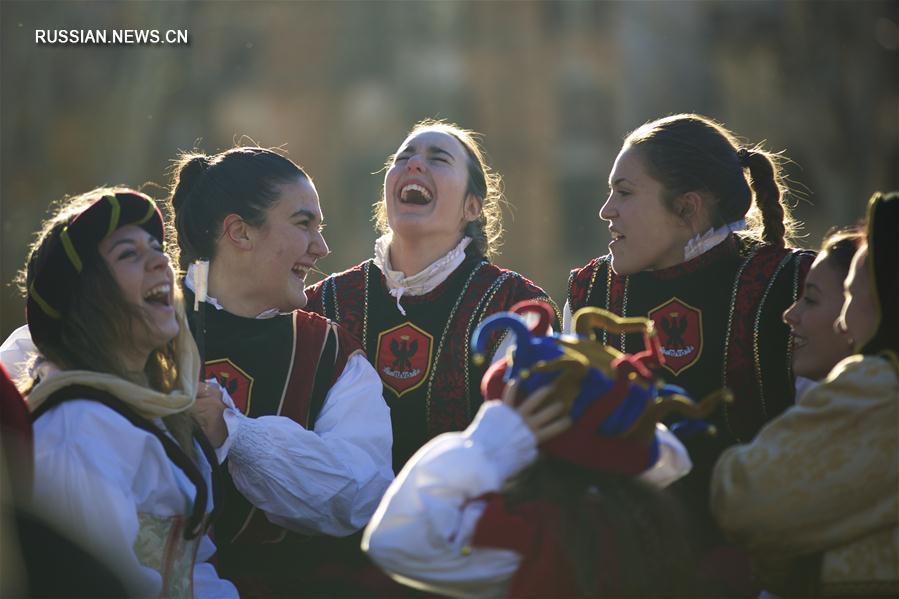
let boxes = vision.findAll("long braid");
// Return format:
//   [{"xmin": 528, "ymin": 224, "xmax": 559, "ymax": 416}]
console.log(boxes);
[{"xmin": 744, "ymin": 149, "xmax": 787, "ymax": 247}]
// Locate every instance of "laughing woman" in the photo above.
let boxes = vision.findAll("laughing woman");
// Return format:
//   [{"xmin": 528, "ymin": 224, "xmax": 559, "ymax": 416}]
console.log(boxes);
[
  {"xmin": 306, "ymin": 119, "xmax": 558, "ymax": 472},
  {"xmin": 16, "ymin": 188, "xmax": 235, "ymax": 597},
  {"xmin": 782, "ymin": 228, "xmax": 861, "ymax": 384},
  {"xmin": 168, "ymin": 147, "xmax": 393, "ymax": 596}
]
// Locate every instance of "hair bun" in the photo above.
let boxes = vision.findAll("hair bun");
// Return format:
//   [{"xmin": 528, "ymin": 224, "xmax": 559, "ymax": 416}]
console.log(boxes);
[{"xmin": 171, "ymin": 153, "xmax": 211, "ymax": 214}]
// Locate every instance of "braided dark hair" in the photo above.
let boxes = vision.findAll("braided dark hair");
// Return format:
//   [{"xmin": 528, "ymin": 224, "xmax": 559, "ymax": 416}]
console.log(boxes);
[{"xmin": 625, "ymin": 114, "xmax": 799, "ymax": 247}]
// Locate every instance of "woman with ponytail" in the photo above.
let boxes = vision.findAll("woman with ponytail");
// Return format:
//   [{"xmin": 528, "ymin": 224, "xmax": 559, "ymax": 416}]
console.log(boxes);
[
  {"xmin": 10, "ymin": 188, "xmax": 236, "ymax": 597},
  {"xmin": 564, "ymin": 114, "xmax": 814, "ymax": 594},
  {"xmin": 713, "ymin": 192, "xmax": 898, "ymax": 596},
  {"xmin": 167, "ymin": 147, "xmax": 393, "ymax": 596}
]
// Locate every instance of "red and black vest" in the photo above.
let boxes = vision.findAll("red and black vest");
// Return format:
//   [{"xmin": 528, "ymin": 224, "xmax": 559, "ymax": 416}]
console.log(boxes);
[
  {"xmin": 568, "ymin": 235, "xmax": 813, "ymax": 557},
  {"xmin": 307, "ymin": 251, "xmax": 558, "ymax": 471},
  {"xmin": 185, "ymin": 289, "xmax": 361, "ymax": 594}
]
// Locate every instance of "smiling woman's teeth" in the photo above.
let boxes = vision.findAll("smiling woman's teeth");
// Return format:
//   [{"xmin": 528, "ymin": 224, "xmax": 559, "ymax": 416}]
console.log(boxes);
[
  {"xmin": 144, "ymin": 284, "xmax": 171, "ymax": 305},
  {"xmin": 400, "ymin": 184, "xmax": 432, "ymax": 203}
]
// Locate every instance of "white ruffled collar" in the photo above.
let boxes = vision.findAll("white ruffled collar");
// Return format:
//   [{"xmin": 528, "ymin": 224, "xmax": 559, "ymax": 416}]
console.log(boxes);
[
  {"xmin": 683, "ymin": 220, "xmax": 745, "ymax": 261},
  {"xmin": 373, "ymin": 234, "xmax": 472, "ymax": 316}
]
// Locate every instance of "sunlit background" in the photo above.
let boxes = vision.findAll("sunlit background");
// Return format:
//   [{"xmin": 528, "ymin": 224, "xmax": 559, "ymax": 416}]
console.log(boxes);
[{"xmin": 2, "ymin": 0, "xmax": 897, "ymax": 339}]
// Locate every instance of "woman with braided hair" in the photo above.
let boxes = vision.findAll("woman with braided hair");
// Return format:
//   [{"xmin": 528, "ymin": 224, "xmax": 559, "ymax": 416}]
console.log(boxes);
[
  {"xmin": 564, "ymin": 113, "xmax": 814, "ymax": 594},
  {"xmin": 9, "ymin": 188, "xmax": 236, "ymax": 597}
]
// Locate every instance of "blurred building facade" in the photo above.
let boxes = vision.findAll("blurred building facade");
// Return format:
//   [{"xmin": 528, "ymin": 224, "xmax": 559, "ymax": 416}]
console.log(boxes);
[{"xmin": 2, "ymin": 0, "xmax": 897, "ymax": 339}]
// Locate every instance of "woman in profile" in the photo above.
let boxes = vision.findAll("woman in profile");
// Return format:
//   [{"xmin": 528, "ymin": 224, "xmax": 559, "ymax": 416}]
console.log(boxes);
[{"xmin": 565, "ymin": 113, "xmax": 814, "ymax": 593}]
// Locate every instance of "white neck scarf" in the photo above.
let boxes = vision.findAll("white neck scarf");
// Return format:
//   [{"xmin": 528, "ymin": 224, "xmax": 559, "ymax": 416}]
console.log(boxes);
[{"xmin": 373, "ymin": 234, "xmax": 472, "ymax": 316}]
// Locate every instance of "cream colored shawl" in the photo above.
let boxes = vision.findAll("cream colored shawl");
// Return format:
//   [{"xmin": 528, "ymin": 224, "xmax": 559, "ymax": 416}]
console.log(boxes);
[
  {"xmin": 27, "ymin": 301, "xmax": 199, "ymax": 419},
  {"xmin": 712, "ymin": 354, "xmax": 899, "ymax": 594}
]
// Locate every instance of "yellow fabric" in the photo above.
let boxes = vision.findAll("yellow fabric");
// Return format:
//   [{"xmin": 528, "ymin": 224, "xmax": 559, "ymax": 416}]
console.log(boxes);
[
  {"xmin": 135, "ymin": 513, "xmax": 200, "ymax": 599},
  {"xmin": 711, "ymin": 354, "xmax": 899, "ymax": 592},
  {"xmin": 26, "ymin": 301, "xmax": 199, "ymax": 419}
]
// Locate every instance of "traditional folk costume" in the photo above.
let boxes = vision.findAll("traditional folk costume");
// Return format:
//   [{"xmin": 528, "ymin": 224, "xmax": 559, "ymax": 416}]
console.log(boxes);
[
  {"xmin": 565, "ymin": 230, "xmax": 813, "ymax": 574},
  {"xmin": 183, "ymin": 266, "xmax": 394, "ymax": 596},
  {"xmin": 17, "ymin": 191, "xmax": 236, "ymax": 598},
  {"xmin": 306, "ymin": 235, "xmax": 559, "ymax": 472},
  {"xmin": 28, "ymin": 370, "xmax": 234, "ymax": 598},
  {"xmin": 712, "ymin": 192, "xmax": 899, "ymax": 597},
  {"xmin": 363, "ymin": 303, "xmax": 714, "ymax": 597}
]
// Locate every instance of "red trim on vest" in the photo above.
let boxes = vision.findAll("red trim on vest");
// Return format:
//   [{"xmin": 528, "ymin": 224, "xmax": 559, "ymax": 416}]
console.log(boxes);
[
  {"xmin": 567, "ymin": 257, "xmax": 603, "ymax": 313},
  {"xmin": 232, "ymin": 310, "xmax": 360, "ymax": 546},
  {"xmin": 726, "ymin": 246, "xmax": 809, "ymax": 439},
  {"xmin": 281, "ymin": 311, "xmax": 329, "ymax": 427}
]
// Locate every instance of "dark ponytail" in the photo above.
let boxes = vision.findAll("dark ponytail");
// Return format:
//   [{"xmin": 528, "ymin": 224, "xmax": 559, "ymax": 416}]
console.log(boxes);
[
  {"xmin": 167, "ymin": 147, "xmax": 309, "ymax": 270},
  {"xmin": 170, "ymin": 154, "xmax": 214, "ymax": 269},
  {"xmin": 624, "ymin": 114, "xmax": 799, "ymax": 247}
]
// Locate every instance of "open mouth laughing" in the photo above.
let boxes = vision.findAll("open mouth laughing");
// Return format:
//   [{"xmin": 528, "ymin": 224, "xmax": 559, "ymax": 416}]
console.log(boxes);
[
  {"xmin": 143, "ymin": 283, "xmax": 172, "ymax": 308},
  {"xmin": 398, "ymin": 182, "xmax": 433, "ymax": 205}
]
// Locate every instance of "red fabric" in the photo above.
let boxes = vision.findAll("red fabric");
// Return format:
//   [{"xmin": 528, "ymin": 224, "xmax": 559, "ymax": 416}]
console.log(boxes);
[
  {"xmin": 567, "ymin": 257, "xmax": 604, "ymax": 314},
  {"xmin": 0, "ymin": 363, "xmax": 33, "ymax": 495},
  {"xmin": 280, "ymin": 310, "xmax": 362, "ymax": 427},
  {"xmin": 481, "ymin": 358, "xmax": 509, "ymax": 401},
  {"xmin": 726, "ymin": 246, "xmax": 812, "ymax": 440},
  {"xmin": 473, "ymin": 494, "xmax": 579, "ymax": 599},
  {"xmin": 481, "ymin": 351, "xmax": 654, "ymax": 474}
]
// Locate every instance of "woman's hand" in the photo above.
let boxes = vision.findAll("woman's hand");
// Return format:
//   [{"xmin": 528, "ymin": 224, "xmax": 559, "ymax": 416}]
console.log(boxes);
[
  {"xmin": 501, "ymin": 379, "xmax": 572, "ymax": 444},
  {"xmin": 192, "ymin": 381, "xmax": 228, "ymax": 448}
]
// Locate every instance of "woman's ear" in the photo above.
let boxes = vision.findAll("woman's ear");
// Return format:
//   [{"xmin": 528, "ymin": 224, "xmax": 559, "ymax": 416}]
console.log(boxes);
[
  {"xmin": 463, "ymin": 195, "xmax": 483, "ymax": 223},
  {"xmin": 222, "ymin": 214, "xmax": 253, "ymax": 250},
  {"xmin": 673, "ymin": 191, "xmax": 708, "ymax": 229}
]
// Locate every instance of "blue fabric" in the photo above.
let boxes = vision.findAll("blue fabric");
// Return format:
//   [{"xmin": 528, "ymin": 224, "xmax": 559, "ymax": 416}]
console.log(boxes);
[{"xmin": 599, "ymin": 382, "xmax": 652, "ymax": 436}]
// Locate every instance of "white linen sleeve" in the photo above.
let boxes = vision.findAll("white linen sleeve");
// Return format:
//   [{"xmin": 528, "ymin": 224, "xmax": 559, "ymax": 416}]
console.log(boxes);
[
  {"xmin": 31, "ymin": 402, "xmax": 181, "ymax": 596},
  {"xmin": 225, "ymin": 352, "xmax": 394, "ymax": 536},
  {"xmin": 0, "ymin": 324, "xmax": 35, "ymax": 383},
  {"xmin": 363, "ymin": 401, "xmax": 536, "ymax": 598},
  {"xmin": 639, "ymin": 424, "xmax": 692, "ymax": 488}
]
